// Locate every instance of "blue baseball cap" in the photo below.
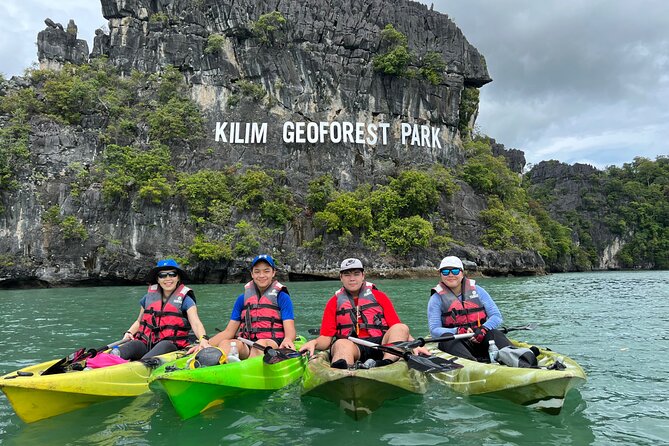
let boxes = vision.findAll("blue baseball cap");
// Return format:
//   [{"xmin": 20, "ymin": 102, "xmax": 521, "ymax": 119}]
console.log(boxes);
[{"xmin": 251, "ymin": 254, "xmax": 276, "ymax": 269}]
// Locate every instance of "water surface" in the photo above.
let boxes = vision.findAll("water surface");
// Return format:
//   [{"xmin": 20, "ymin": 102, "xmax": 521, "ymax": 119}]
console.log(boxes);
[{"xmin": 1, "ymin": 271, "xmax": 667, "ymax": 445}]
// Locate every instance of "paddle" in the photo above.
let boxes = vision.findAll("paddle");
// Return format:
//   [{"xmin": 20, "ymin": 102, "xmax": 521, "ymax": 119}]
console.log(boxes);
[
  {"xmin": 390, "ymin": 332, "xmax": 476, "ymax": 349},
  {"xmin": 41, "ymin": 338, "xmax": 129, "ymax": 375},
  {"xmin": 501, "ymin": 323, "xmax": 535, "ymax": 333},
  {"xmin": 236, "ymin": 337, "xmax": 306, "ymax": 364},
  {"xmin": 347, "ymin": 336, "xmax": 464, "ymax": 373}
]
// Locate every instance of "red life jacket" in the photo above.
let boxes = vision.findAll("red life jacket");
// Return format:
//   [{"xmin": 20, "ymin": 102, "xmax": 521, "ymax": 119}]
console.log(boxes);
[
  {"xmin": 238, "ymin": 280, "xmax": 287, "ymax": 341},
  {"xmin": 137, "ymin": 284, "xmax": 194, "ymax": 348},
  {"xmin": 334, "ymin": 282, "xmax": 389, "ymax": 339},
  {"xmin": 431, "ymin": 278, "xmax": 487, "ymax": 330}
]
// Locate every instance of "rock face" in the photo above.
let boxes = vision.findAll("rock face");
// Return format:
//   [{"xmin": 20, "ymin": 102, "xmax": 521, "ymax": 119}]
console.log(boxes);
[
  {"xmin": 525, "ymin": 160, "xmax": 617, "ymax": 271},
  {"xmin": 491, "ymin": 139, "xmax": 525, "ymax": 174},
  {"xmin": 89, "ymin": 0, "xmax": 491, "ymax": 184},
  {"xmin": 37, "ymin": 19, "xmax": 89, "ymax": 70},
  {"xmin": 0, "ymin": 0, "xmax": 550, "ymax": 288}
]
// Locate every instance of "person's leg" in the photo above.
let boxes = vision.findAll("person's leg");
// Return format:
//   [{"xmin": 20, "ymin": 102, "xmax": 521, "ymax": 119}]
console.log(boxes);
[
  {"xmin": 216, "ymin": 339, "xmax": 251, "ymax": 359},
  {"xmin": 117, "ymin": 340, "xmax": 149, "ymax": 360},
  {"xmin": 489, "ymin": 329, "xmax": 512, "ymax": 348},
  {"xmin": 141, "ymin": 340, "xmax": 178, "ymax": 359},
  {"xmin": 330, "ymin": 338, "xmax": 361, "ymax": 368},
  {"xmin": 380, "ymin": 323, "xmax": 410, "ymax": 362},
  {"xmin": 437, "ymin": 339, "xmax": 477, "ymax": 360},
  {"xmin": 248, "ymin": 338, "xmax": 279, "ymax": 358}
]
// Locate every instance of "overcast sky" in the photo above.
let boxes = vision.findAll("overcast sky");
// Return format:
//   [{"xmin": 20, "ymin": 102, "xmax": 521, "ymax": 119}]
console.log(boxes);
[{"xmin": 1, "ymin": 1, "xmax": 667, "ymax": 168}]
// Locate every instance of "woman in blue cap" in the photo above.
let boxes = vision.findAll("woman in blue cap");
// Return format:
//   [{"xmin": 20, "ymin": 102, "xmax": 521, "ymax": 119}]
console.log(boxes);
[
  {"xmin": 209, "ymin": 254, "xmax": 296, "ymax": 359},
  {"xmin": 117, "ymin": 259, "xmax": 210, "ymax": 360}
]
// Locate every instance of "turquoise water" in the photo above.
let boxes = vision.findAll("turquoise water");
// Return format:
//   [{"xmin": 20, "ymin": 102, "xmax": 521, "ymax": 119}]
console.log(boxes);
[{"xmin": 1, "ymin": 271, "xmax": 668, "ymax": 445}]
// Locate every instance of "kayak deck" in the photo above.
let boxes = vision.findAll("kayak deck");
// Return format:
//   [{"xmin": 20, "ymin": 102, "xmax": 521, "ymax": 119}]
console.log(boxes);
[
  {"xmin": 151, "ymin": 353, "xmax": 307, "ymax": 420},
  {"xmin": 0, "ymin": 351, "xmax": 182, "ymax": 423},
  {"xmin": 301, "ymin": 352, "xmax": 427, "ymax": 420},
  {"xmin": 430, "ymin": 340, "xmax": 586, "ymax": 414}
]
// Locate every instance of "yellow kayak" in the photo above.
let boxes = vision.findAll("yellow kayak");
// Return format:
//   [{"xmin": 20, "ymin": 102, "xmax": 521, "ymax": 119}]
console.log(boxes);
[
  {"xmin": 0, "ymin": 351, "xmax": 182, "ymax": 423},
  {"xmin": 429, "ymin": 339, "xmax": 586, "ymax": 414}
]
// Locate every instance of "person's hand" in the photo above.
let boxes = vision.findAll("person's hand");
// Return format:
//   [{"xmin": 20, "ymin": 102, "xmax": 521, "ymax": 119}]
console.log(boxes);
[
  {"xmin": 456, "ymin": 327, "xmax": 469, "ymax": 335},
  {"xmin": 299, "ymin": 340, "xmax": 315, "ymax": 356},
  {"xmin": 280, "ymin": 339, "xmax": 295, "ymax": 350},
  {"xmin": 413, "ymin": 346, "xmax": 431, "ymax": 356},
  {"xmin": 472, "ymin": 327, "xmax": 488, "ymax": 343},
  {"xmin": 186, "ymin": 343, "xmax": 203, "ymax": 355},
  {"xmin": 199, "ymin": 339, "xmax": 211, "ymax": 349},
  {"xmin": 123, "ymin": 331, "xmax": 134, "ymax": 341}
]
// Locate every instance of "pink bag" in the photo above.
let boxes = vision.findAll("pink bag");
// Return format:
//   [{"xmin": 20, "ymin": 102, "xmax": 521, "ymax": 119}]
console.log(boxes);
[{"xmin": 85, "ymin": 352, "xmax": 129, "ymax": 369}]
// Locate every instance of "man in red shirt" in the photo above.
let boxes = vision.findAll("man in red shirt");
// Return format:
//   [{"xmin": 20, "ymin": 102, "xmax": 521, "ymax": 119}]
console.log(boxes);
[{"xmin": 300, "ymin": 258, "xmax": 428, "ymax": 368}]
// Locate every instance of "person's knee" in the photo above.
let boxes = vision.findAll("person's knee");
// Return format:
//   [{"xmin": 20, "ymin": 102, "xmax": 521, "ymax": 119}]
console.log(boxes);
[
  {"xmin": 331, "ymin": 339, "xmax": 349, "ymax": 355},
  {"xmin": 384, "ymin": 323, "xmax": 409, "ymax": 341},
  {"xmin": 331, "ymin": 339, "xmax": 358, "ymax": 360}
]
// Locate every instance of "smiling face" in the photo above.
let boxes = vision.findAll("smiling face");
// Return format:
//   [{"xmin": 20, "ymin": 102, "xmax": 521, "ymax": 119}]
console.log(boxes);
[
  {"xmin": 251, "ymin": 261, "xmax": 276, "ymax": 292},
  {"xmin": 157, "ymin": 269, "xmax": 180, "ymax": 296},
  {"xmin": 440, "ymin": 267, "xmax": 464, "ymax": 291},
  {"xmin": 340, "ymin": 269, "xmax": 365, "ymax": 295}
]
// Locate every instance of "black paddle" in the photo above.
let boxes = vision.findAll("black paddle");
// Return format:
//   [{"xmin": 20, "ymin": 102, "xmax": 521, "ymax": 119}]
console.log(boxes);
[
  {"xmin": 391, "ymin": 325, "xmax": 535, "ymax": 349},
  {"xmin": 501, "ymin": 323, "xmax": 535, "ymax": 333},
  {"xmin": 236, "ymin": 337, "xmax": 306, "ymax": 364},
  {"xmin": 41, "ymin": 338, "xmax": 128, "ymax": 376},
  {"xmin": 347, "ymin": 336, "xmax": 464, "ymax": 373},
  {"xmin": 389, "ymin": 332, "xmax": 475, "ymax": 349}
]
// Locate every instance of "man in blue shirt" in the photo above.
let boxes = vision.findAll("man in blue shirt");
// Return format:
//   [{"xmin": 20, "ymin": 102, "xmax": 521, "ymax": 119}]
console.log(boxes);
[{"xmin": 427, "ymin": 256, "xmax": 511, "ymax": 361}]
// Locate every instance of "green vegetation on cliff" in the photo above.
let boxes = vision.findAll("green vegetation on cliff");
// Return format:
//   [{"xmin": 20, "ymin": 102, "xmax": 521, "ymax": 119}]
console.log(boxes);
[
  {"xmin": 373, "ymin": 24, "xmax": 448, "ymax": 85},
  {"xmin": 310, "ymin": 167, "xmax": 456, "ymax": 255},
  {"xmin": 526, "ymin": 156, "xmax": 669, "ymax": 269}
]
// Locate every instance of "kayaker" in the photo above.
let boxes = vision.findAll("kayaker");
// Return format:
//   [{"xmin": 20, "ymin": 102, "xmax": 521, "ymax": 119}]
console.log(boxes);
[
  {"xmin": 299, "ymin": 258, "xmax": 429, "ymax": 369},
  {"xmin": 427, "ymin": 255, "xmax": 512, "ymax": 361},
  {"xmin": 117, "ymin": 259, "xmax": 210, "ymax": 360},
  {"xmin": 209, "ymin": 254, "xmax": 297, "ymax": 359}
]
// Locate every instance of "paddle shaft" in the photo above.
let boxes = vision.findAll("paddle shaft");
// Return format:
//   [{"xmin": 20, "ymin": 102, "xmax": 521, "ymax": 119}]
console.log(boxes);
[
  {"xmin": 347, "ymin": 336, "xmax": 416, "ymax": 360},
  {"xmin": 347, "ymin": 336, "xmax": 464, "ymax": 373},
  {"xmin": 237, "ymin": 336, "xmax": 270, "ymax": 353},
  {"xmin": 93, "ymin": 338, "xmax": 129, "ymax": 353},
  {"xmin": 501, "ymin": 324, "xmax": 535, "ymax": 333}
]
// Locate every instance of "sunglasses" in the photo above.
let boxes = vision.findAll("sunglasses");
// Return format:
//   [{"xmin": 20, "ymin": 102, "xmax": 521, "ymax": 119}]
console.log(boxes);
[
  {"xmin": 157, "ymin": 271, "xmax": 178, "ymax": 279},
  {"xmin": 440, "ymin": 268, "xmax": 461, "ymax": 276}
]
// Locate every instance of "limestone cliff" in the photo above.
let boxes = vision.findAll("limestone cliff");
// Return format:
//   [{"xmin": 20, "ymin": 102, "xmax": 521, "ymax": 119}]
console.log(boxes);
[{"xmin": 0, "ymin": 0, "xmax": 548, "ymax": 288}]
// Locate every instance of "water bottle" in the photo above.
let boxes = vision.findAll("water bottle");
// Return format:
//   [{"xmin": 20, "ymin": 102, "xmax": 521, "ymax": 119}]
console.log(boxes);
[
  {"xmin": 488, "ymin": 340, "xmax": 499, "ymax": 364},
  {"xmin": 228, "ymin": 341, "xmax": 241, "ymax": 363},
  {"xmin": 111, "ymin": 346, "xmax": 121, "ymax": 357}
]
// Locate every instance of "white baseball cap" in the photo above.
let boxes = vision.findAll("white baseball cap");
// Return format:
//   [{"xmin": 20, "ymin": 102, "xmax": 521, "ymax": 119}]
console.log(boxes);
[
  {"xmin": 340, "ymin": 258, "xmax": 364, "ymax": 272},
  {"xmin": 438, "ymin": 256, "xmax": 464, "ymax": 271}
]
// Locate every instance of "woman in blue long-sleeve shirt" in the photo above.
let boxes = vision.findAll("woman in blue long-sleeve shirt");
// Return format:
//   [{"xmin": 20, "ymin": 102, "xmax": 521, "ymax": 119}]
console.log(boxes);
[{"xmin": 427, "ymin": 256, "xmax": 511, "ymax": 361}]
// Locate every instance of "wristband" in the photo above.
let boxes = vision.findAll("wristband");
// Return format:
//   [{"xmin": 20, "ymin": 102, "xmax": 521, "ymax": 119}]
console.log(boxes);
[
  {"xmin": 199, "ymin": 335, "xmax": 209, "ymax": 341},
  {"xmin": 125, "ymin": 331, "xmax": 133, "ymax": 336}
]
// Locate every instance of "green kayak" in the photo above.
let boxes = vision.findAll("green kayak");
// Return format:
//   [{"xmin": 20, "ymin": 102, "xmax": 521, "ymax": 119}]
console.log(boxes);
[
  {"xmin": 151, "ymin": 347, "xmax": 307, "ymax": 419},
  {"xmin": 301, "ymin": 352, "xmax": 428, "ymax": 420},
  {"xmin": 429, "ymin": 339, "xmax": 586, "ymax": 414}
]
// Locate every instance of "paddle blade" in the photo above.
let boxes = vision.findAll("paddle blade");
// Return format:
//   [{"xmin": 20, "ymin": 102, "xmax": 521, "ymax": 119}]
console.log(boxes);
[{"xmin": 406, "ymin": 354, "xmax": 463, "ymax": 373}]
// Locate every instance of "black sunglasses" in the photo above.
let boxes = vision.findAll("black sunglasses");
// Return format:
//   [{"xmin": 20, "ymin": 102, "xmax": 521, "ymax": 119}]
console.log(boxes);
[
  {"xmin": 157, "ymin": 271, "xmax": 178, "ymax": 279},
  {"xmin": 440, "ymin": 268, "xmax": 461, "ymax": 276}
]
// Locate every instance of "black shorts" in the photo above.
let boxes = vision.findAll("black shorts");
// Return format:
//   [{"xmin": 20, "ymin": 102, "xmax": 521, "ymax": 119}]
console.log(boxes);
[{"xmin": 355, "ymin": 336, "xmax": 385, "ymax": 362}]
